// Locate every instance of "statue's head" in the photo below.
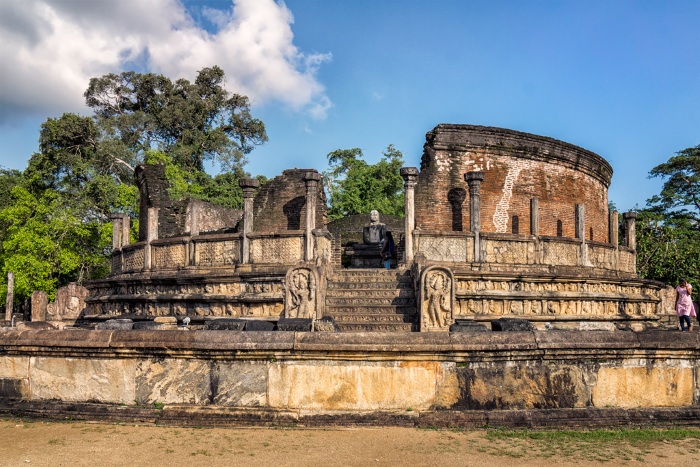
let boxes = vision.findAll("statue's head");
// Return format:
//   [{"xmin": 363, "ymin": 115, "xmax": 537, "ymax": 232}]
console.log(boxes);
[{"xmin": 370, "ymin": 210, "xmax": 379, "ymax": 223}]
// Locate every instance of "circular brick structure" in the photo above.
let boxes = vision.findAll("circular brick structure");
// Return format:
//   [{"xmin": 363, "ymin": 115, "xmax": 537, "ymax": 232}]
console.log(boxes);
[{"xmin": 415, "ymin": 124, "xmax": 613, "ymax": 242}]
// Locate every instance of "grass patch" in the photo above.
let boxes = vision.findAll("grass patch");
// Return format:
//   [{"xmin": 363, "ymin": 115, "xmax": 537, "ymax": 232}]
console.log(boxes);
[{"xmin": 479, "ymin": 427, "xmax": 700, "ymax": 463}]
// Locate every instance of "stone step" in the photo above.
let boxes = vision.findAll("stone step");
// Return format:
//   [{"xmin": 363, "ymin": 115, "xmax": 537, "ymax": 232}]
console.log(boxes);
[
  {"xmin": 330, "ymin": 269, "xmax": 411, "ymax": 281},
  {"xmin": 335, "ymin": 322, "xmax": 417, "ymax": 332},
  {"xmin": 327, "ymin": 281, "xmax": 413, "ymax": 290},
  {"xmin": 325, "ymin": 297, "xmax": 416, "ymax": 307},
  {"xmin": 324, "ymin": 305, "xmax": 416, "ymax": 314},
  {"xmin": 329, "ymin": 313, "xmax": 416, "ymax": 324},
  {"xmin": 325, "ymin": 289, "xmax": 415, "ymax": 300}
]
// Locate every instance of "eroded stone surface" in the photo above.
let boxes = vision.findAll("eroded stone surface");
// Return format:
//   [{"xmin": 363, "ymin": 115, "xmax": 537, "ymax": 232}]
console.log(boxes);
[
  {"xmin": 592, "ymin": 365, "xmax": 695, "ymax": 408},
  {"xmin": 268, "ymin": 361, "xmax": 441, "ymax": 411},
  {"xmin": 30, "ymin": 357, "xmax": 135, "ymax": 404}
]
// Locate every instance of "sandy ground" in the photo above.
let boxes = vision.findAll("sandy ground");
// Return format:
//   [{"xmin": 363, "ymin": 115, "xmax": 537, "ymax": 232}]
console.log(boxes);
[{"xmin": 0, "ymin": 419, "xmax": 698, "ymax": 467}]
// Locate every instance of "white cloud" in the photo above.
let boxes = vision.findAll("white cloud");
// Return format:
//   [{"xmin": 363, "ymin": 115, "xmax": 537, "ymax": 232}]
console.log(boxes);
[{"xmin": 0, "ymin": 0, "xmax": 332, "ymax": 123}]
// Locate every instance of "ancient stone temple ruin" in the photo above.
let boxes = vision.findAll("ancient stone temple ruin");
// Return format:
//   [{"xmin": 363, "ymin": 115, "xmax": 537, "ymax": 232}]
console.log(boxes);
[
  {"xmin": 84, "ymin": 124, "xmax": 663, "ymax": 332},
  {"xmin": 2, "ymin": 124, "xmax": 697, "ymax": 428}
]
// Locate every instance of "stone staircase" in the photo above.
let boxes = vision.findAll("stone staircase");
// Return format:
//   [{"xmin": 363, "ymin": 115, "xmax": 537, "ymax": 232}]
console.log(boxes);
[{"xmin": 324, "ymin": 268, "xmax": 417, "ymax": 332}]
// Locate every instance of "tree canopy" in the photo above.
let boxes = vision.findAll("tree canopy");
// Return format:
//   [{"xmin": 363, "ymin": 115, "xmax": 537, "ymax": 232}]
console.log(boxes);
[
  {"xmin": 324, "ymin": 145, "xmax": 405, "ymax": 220},
  {"xmin": 84, "ymin": 66, "xmax": 267, "ymax": 172},
  {"xmin": 1, "ymin": 66, "xmax": 268, "ymax": 306},
  {"xmin": 636, "ymin": 145, "xmax": 700, "ymax": 287}
]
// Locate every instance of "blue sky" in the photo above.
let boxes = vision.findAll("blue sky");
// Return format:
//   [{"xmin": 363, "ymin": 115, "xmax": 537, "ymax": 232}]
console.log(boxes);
[{"xmin": 1, "ymin": 0, "xmax": 698, "ymax": 212}]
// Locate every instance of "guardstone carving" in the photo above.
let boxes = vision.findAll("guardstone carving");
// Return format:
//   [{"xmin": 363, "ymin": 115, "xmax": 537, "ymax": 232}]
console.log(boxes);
[
  {"xmin": 420, "ymin": 266, "xmax": 454, "ymax": 332},
  {"xmin": 285, "ymin": 267, "xmax": 318, "ymax": 319}
]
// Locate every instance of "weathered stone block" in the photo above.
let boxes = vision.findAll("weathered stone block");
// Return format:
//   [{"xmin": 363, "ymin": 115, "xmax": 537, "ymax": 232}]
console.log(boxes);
[
  {"xmin": 0, "ymin": 378, "xmax": 29, "ymax": 400},
  {"xmin": 268, "ymin": 361, "xmax": 441, "ymax": 411},
  {"xmin": 214, "ymin": 361, "xmax": 268, "ymax": 406},
  {"xmin": 277, "ymin": 318, "xmax": 312, "ymax": 332},
  {"xmin": 491, "ymin": 318, "xmax": 534, "ymax": 332},
  {"xmin": 450, "ymin": 321, "xmax": 489, "ymax": 332},
  {"xmin": 451, "ymin": 362, "xmax": 590, "ymax": 410},
  {"xmin": 245, "ymin": 320, "xmax": 276, "ymax": 331},
  {"xmin": 314, "ymin": 316, "xmax": 337, "ymax": 332},
  {"xmin": 135, "ymin": 358, "xmax": 211, "ymax": 405},
  {"xmin": 95, "ymin": 319, "xmax": 134, "ymax": 330},
  {"xmin": 204, "ymin": 319, "xmax": 246, "ymax": 331},
  {"xmin": 578, "ymin": 322, "xmax": 616, "ymax": 331},
  {"xmin": 133, "ymin": 321, "xmax": 173, "ymax": 330},
  {"xmin": 31, "ymin": 357, "xmax": 135, "ymax": 404},
  {"xmin": 592, "ymin": 365, "xmax": 695, "ymax": 408}
]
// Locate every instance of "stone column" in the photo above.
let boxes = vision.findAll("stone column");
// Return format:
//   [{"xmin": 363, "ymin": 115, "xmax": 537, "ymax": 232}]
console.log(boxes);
[
  {"xmin": 5, "ymin": 272, "xmax": 13, "ymax": 321},
  {"xmin": 400, "ymin": 167, "xmax": 419, "ymax": 263},
  {"xmin": 31, "ymin": 290, "xmax": 48, "ymax": 322},
  {"xmin": 623, "ymin": 212, "xmax": 637, "ymax": 250},
  {"xmin": 303, "ymin": 172, "xmax": 322, "ymax": 262},
  {"xmin": 239, "ymin": 178, "xmax": 259, "ymax": 264},
  {"xmin": 143, "ymin": 207, "xmax": 159, "ymax": 270},
  {"xmin": 111, "ymin": 215, "xmax": 123, "ymax": 250},
  {"xmin": 608, "ymin": 210, "xmax": 619, "ymax": 245},
  {"xmin": 110, "ymin": 214, "xmax": 131, "ymax": 250},
  {"xmin": 465, "ymin": 171, "xmax": 485, "ymax": 262},
  {"xmin": 530, "ymin": 198, "xmax": 539, "ymax": 236},
  {"xmin": 575, "ymin": 204, "xmax": 585, "ymax": 240}
]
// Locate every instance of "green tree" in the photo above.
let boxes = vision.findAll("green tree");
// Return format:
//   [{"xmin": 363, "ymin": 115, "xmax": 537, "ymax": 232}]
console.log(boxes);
[
  {"xmin": 84, "ymin": 66, "xmax": 267, "ymax": 172},
  {"xmin": 636, "ymin": 145, "xmax": 700, "ymax": 287},
  {"xmin": 0, "ymin": 186, "xmax": 112, "ymax": 301},
  {"xmin": 324, "ymin": 145, "xmax": 405, "ymax": 220}
]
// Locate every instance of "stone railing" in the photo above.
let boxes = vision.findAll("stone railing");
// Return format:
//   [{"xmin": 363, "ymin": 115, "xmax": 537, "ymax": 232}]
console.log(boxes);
[
  {"xmin": 112, "ymin": 231, "xmax": 327, "ymax": 274},
  {"xmin": 414, "ymin": 230, "xmax": 636, "ymax": 274},
  {"xmin": 414, "ymin": 231, "xmax": 474, "ymax": 262}
]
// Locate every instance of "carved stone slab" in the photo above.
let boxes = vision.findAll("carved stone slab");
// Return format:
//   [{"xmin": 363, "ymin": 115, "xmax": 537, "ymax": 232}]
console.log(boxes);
[
  {"xmin": 284, "ymin": 267, "xmax": 318, "ymax": 319},
  {"xmin": 420, "ymin": 266, "xmax": 454, "ymax": 332}
]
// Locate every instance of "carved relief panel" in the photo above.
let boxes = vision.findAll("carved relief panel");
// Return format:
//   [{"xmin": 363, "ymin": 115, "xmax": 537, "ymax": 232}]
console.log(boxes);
[
  {"xmin": 420, "ymin": 266, "xmax": 454, "ymax": 332},
  {"xmin": 285, "ymin": 267, "xmax": 318, "ymax": 319}
]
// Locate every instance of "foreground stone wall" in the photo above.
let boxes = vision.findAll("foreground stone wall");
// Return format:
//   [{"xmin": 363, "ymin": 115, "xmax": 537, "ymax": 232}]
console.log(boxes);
[{"xmin": 1, "ymin": 330, "xmax": 697, "ymax": 416}]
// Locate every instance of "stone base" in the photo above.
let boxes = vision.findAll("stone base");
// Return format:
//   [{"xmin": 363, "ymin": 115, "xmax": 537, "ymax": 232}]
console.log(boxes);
[
  {"xmin": 345, "ymin": 244, "xmax": 385, "ymax": 268},
  {"xmin": 2, "ymin": 401, "xmax": 699, "ymax": 429}
]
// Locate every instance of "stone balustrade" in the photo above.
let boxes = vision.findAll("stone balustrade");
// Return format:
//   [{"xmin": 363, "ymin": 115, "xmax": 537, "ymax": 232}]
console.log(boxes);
[{"xmin": 414, "ymin": 231, "xmax": 636, "ymax": 274}]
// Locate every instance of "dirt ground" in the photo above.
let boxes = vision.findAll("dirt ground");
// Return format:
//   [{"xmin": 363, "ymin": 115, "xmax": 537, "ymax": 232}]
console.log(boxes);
[{"xmin": 0, "ymin": 419, "xmax": 698, "ymax": 467}]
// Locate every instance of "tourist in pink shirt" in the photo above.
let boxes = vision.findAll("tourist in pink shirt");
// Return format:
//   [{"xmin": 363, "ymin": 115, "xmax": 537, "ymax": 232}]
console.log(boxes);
[{"xmin": 675, "ymin": 278, "xmax": 696, "ymax": 331}]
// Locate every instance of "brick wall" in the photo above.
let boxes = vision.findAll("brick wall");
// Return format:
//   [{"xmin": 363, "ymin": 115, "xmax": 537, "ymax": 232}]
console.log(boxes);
[
  {"xmin": 253, "ymin": 169, "xmax": 327, "ymax": 233},
  {"xmin": 415, "ymin": 125, "xmax": 612, "ymax": 242}
]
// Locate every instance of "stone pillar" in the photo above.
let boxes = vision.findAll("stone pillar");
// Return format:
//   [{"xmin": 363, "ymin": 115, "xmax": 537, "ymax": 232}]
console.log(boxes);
[
  {"xmin": 623, "ymin": 212, "xmax": 637, "ymax": 250},
  {"xmin": 575, "ymin": 204, "xmax": 585, "ymax": 240},
  {"xmin": 530, "ymin": 198, "xmax": 539, "ymax": 236},
  {"xmin": 31, "ymin": 290, "xmax": 48, "ymax": 322},
  {"xmin": 303, "ymin": 172, "xmax": 322, "ymax": 262},
  {"xmin": 239, "ymin": 178, "xmax": 260, "ymax": 264},
  {"xmin": 190, "ymin": 203, "xmax": 200, "ymax": 237},
  {"xmin": 465, "ymin": 172, "xmax": 485, "ymax": 262},
  {"xmin": 143, "ymin": 207, "xmax": 159, "ymax": 270},
  {"xmin": 110, "ymin": 214, "xmax": 131, "ymax": 250},
  {"xmin": 400, "ymin": 167, "xmax": 419, "ymax": 263},
  {"xmin": 111, "ymin": 215, "xmax": 123, "ymax": 250},
  {"xmin": 5, "ymin": 272, "xmax": 13, "ymax": 321},
  {"xmin": 609, "ymin": 210, "xmax": 619, "ymax": 245}
]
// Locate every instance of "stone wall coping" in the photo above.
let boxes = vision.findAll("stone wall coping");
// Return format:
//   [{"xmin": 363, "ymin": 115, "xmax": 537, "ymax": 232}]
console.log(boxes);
[
  {"xmin": 247, "ymin": 231, "xmax": 305, "ymax": 239},
  {"xmin": 150, "ymin": 237, "xmax": 190, "ymax": 246},
  {"xmin": 480, "ymin": 232, "xmax": 537, "ymax": 242},
  {"xmin": 587, "ymin": 240, "xmax": 618, "ymax": 250},
  {"xmin": 191, "ymin": 233, "xmax": 242, "ymax": 242},
  {"xmin": 415, "ymin": 230, "xmax": 475, "ymax": 238},
  {"xmin": 121, "ymin": 242, "xmax": 146, "ymax": 252},
  {"xmin": 1, "ymin": 329, "xmax": 697, "ymax": 356},
  {"xmin": 539, "ymin": 235, "xmax": 583, "ymax": 244}
]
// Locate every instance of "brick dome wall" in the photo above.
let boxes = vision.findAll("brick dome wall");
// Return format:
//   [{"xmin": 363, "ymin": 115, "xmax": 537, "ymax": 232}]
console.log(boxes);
[{"xmin": 415, "ymin": 125, "xmax": 613, "ymax": 242}]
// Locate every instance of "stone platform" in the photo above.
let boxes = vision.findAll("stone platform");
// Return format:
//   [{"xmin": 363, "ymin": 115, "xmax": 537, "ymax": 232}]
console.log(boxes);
[{"xmin": 0, "ymin": 328, "xmax": 698, "ymax": 427}]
